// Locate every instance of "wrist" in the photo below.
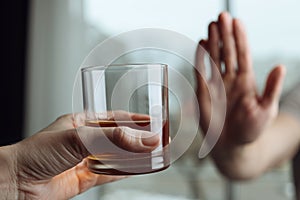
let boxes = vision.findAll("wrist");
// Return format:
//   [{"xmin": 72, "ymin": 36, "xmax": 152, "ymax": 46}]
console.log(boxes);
[
  {"xmin": 0, "ymin": 145, "xmax": 18, "ymax": 199},
  {"xmin": 211, "ymin": 135, "xmax": 264, "ymax": 180}
]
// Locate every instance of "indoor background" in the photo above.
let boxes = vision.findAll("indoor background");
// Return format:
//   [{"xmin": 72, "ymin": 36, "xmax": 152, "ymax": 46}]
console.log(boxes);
[{"xmin": 3, "ymin": 0, "xmax": 300, "ymax": 199}]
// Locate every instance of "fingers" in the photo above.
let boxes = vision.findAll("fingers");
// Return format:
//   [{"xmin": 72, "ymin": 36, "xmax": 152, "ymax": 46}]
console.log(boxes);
[
  {"xmin": 77, "ymin": 126, "xmax": 160, "ymax": 155},
  {"xmin": 218, "ymin": 12, "xmax": 237, "ymax": 75},
  {"xmin": 43, "ymin": 111, "xmax": 151, "ymax": 132},
  {"xmin": 195, "ymin": 40, "xmax": 207, "ymax": 76},
  {"xmin": 208, "ymin": 22, "xmax": 221, "ymax": 70},
  {"xmin": 96, "ymin": 110, "xmax": 150, "ymax": 121},
  {"xmin": 75, "ymin": 159, "xmax": 126, "ymax": 189},
  {"xmin": 196, "ymin": 24, "xmax": 221, "ymax": 81},
  {"xmin": 262, "ymin": 65, "xmax": 286, "ymax": 106},
  {"xmin": 233, "ymin": 19, "xmax": 252, "ymax": 74},
  {"xmin": 204, "ymin": 12, "xmax": 251, "ymax": 77},
  {"xmin": 110, "ymin": 127, "xmax": 160, "ymax": 153},
  {"xmin": 195, "ymin": 40, "xmax": 208, "ymax": 94}
]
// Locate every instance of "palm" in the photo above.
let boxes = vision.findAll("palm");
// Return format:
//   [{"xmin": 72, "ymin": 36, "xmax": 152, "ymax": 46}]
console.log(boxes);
[
  {"xmin": 196, "ymin": 12, "xmax": 285, "ymax": 146},
  {"xmin": 224, "ymin": 73, "xmax": 274, "ymax": 143},
  {"xmin": 19, "ymin": 160, "xmax": 122, "ymax": 200}
]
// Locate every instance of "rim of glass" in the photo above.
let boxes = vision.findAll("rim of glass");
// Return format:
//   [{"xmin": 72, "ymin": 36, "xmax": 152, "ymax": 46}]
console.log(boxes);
[{"xmin": 81, "ymin": 63, "xmax": 167, "ymax": 72}]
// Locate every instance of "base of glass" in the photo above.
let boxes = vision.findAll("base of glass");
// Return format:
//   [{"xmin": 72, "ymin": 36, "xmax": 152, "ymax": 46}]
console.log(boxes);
[{"xmin": 87, "ymin": 152, "xmax": 170, "ymax": 175}]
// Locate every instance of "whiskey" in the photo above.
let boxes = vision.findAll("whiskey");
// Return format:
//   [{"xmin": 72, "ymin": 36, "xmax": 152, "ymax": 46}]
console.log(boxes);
[
  {"xmin": 85, "ymin": 119, "xmax": 151, "ymax": 131},
  {"xmin": 85, "ymin": 119, "xmax": 170, "ymax": 175}
]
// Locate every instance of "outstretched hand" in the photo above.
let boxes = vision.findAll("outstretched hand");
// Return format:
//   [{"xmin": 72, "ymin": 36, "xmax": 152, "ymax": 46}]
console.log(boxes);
[{"xmin": 196, "ymin": 12, "xmax": 285, "ymax": 147}]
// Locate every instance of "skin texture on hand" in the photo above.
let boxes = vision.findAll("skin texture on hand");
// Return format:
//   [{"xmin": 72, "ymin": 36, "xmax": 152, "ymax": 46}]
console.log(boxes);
[
  {"xmin": 197, "ymin": 12, "xmax": 285, "ymax": 144},
  {"xmin": 195, "ymin": 12, "xmax": 300, "ymax": 180},
  {"xmin": 0, "ymin": 112, "xmax": 159, "ymax": 200}
]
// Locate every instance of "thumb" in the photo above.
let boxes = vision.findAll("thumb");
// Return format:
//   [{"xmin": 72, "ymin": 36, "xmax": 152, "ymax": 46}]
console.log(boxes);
[
  {"xmin": 77, "ymin": 126, "xmax": 161, "ymax": 156},
  {"xmin": 15, "ymin": 127, "xmax": 160, "ymax": 180},
  {"xmin": 262, "ymin": 65, "xmax": 286, "ymax": 107}
]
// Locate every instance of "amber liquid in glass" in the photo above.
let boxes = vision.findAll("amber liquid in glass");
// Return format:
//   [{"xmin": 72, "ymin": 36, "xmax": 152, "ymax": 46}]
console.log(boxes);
[{"xmin": 86, "ymin": 119, "xmax": 170, "ymax": 175}]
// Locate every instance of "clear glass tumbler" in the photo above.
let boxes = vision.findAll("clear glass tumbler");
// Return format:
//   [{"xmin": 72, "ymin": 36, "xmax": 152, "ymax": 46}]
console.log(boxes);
[{"xmin": 81, "ymin": 63, "xmax": 169, "ymax": 175}]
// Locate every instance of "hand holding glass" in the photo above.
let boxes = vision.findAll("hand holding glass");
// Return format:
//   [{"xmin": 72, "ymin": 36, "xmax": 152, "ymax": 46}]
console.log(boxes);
[{"xmin": 81, "ymin": 64, "xmax": 170, "ymax": 175}]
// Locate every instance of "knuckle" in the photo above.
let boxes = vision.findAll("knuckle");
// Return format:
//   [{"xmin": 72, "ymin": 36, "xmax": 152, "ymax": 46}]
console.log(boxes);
[
  {"xmin": 113, "ymin": 127, "xmax": 126, "ymax": 144},
  {"xmin": 56, "ymin": 113, "xmax": 72, "ymax": 121}
]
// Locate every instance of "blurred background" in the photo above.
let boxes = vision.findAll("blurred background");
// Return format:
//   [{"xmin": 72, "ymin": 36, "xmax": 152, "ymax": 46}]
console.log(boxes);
[{"xmin": 2, "ymin": 0, "xmax": 300, "ymax": 199}]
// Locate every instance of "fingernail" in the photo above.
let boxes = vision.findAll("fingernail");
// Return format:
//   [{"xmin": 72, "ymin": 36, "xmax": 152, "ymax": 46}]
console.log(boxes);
[{"xmin": 142, "ymin": 133, "xmax": 160, "ymax": 147}]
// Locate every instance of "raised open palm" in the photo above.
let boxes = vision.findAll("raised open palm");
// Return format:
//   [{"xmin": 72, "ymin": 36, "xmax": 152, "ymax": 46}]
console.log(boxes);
[{"xmin": 196, "ymin": 12, "xmax": 285, "ymax": 149}]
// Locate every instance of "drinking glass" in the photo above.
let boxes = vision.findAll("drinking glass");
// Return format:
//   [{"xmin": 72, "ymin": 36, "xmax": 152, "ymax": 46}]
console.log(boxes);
[{"xmin": 81, "ymin": 63, "xmax": 169, "ymax": 175}]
